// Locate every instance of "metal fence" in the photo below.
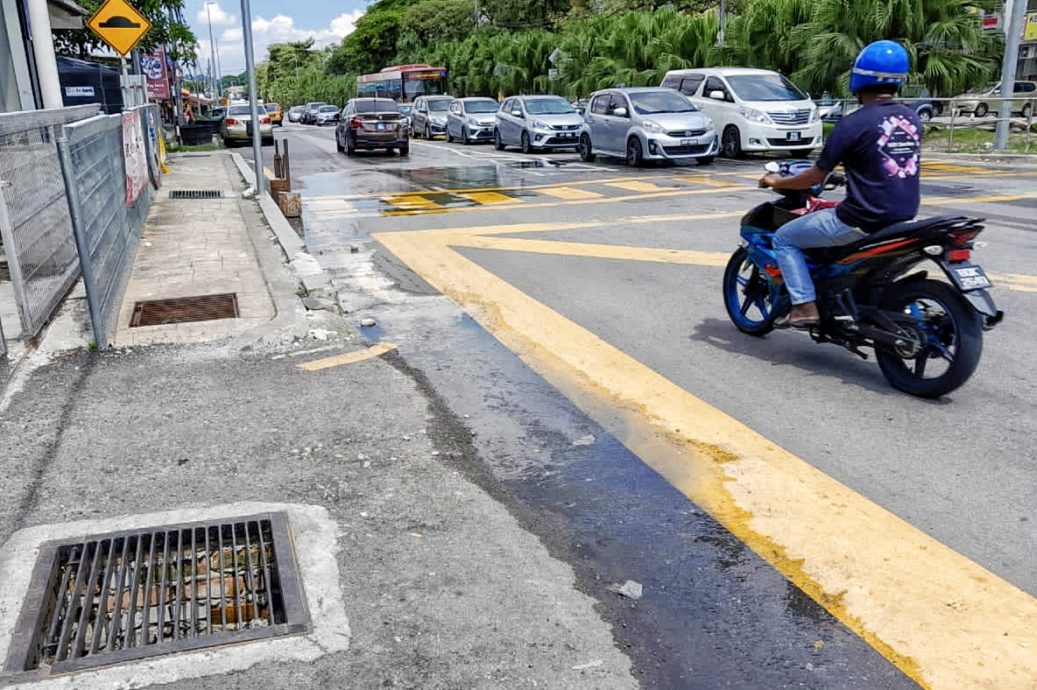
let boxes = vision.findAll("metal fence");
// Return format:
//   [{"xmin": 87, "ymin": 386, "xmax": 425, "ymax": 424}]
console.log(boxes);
[
  {"xmin": 57, "ymin": 104, "xmax": 159, "ymax": 347},
  {"xmin": 820, "ymin": 97, "xmax": 1036, "ymax": 153},
  {"xmin": 0, "ymin": 106, "xmax": 99, "ymax": 345}
]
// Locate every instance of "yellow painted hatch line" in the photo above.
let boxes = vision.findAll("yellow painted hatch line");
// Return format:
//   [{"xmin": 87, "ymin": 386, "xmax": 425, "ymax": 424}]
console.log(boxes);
[
  {"xmin": 605, "ymin": 180, "xmax": 666, "ymax": 193},
  {"xmin": 537, "ymin": 186, "xmax": 605, "ymax": 200},
  {"xmin": 373, "ymin": 226, "xmax": 1037, "ymax": 690},
  {"xmin": 385, "ymin": 194, "xmax": 438, "ymax": 209},
  {"xmin": 462, "ymin": 191, "xmax": 516, "ymax": 205},
  {"xmin": 297, "ymin": 342, "xmax": 397, "ymax": 371}
]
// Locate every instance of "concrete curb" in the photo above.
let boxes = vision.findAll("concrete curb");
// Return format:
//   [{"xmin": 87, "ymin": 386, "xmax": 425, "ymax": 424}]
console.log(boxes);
[{"xmin": 230, "ymin": 152, "xmax": 306, "ymax": 257}]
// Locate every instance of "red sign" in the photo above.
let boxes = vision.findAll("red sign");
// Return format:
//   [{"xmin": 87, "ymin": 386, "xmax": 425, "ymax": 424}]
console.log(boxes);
[
  {"xmin": 981, "ymin": 13, "xmax": 1002, "ymax": 30},
  {"xmin": 123, "ymin": 110, "xmax": 148, "ymax": 205},
  {"xmin": 141, "ymin": 51, "xmax": 170, "ymax": 100}
]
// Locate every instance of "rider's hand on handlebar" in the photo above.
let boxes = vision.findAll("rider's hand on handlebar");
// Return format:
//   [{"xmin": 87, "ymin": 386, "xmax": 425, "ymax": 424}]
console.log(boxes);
[{"xmin": 759, "ymin": 173, "xmax": 781, "ymax": 189}]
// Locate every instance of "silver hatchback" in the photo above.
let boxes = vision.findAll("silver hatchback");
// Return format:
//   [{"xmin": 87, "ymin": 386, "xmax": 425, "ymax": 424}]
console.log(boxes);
[
  {"xmin": 579, "ymin": 87, "xmax": 717, "ymax": 166},
  {"xmin": 494, "ymin": 95, "xmax": 583, "ymax": 153}
]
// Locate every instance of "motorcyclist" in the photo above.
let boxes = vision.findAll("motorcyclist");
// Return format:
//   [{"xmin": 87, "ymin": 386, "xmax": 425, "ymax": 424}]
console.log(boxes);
[{"xmin": 760, "ymin": 40, "xmax": 922, "ymax": 328}]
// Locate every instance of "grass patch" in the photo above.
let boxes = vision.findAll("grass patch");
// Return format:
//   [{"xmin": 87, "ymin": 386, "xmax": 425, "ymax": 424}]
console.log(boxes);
[
  {"xmin": 923, "ymin": 125, "xmax": 1036, "ymax": 154},
  {"xmin": 167, "ymin": 142, "xmax": 223, "ymax": 153}
]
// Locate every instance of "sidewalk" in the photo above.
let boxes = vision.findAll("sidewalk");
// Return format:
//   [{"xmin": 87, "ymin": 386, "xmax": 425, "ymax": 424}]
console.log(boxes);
[{"xmin": 0, "ymin": 154, "xmax": 635, "ymax": 689}]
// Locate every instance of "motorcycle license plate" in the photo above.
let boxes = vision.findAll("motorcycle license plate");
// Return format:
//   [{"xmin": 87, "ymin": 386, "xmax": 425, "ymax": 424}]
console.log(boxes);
[
  {"xmin": 787, "ymin": 131, "xmax": 802, "ymax": 142},
  {"xmin": 945, "ymin": 262, "xmax": 992, "ymax": 291}
]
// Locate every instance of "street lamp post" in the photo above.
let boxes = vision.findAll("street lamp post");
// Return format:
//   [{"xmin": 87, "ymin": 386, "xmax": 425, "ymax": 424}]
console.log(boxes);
[
  {"xmin": 239, "ymin": 0, "xmax": 264, "ymax": 194},
  {"xmin": 205, "ymin": 1, "xmax": 219, "ymax": 101}
]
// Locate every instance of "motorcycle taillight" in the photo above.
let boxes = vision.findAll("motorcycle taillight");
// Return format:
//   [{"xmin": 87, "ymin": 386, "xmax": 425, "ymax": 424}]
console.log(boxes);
[{"xmin": 950, "ymin": 228, "xmax": 980, "ymax": 247}]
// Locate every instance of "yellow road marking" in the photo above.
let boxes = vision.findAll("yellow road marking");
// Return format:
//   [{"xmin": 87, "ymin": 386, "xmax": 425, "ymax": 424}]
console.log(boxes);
[
  {"xmin": 676, "ymin": 174, "xmax": 742, "ymax": 187},
  {"xmin": 386, "ymin": 194, "xmax": 438, "ymax": 209},
  {"xmin": 604, "ymin": 180, "xmax": 665, "ymax": 193},
  {"xmin": 537, "ymin": 186, "xmax": 604, "ymax": 200},
  {"xmin": 375, "ymin": 225, "xmax": 1037, "ymax": 689},
  {"xmin": 297, "ymin": 342, "xmax": 397, "ymax": 371},
  {"xmin": 922, "ymin": 162, "xmax": 990, "ymax": 174},
  {"xmin": 924, "ymin": 192, "xmax": 1037, "ymax": 205},
  {"xmin": 462, "ymin": 191, "xmax": 516, "ymax": 205}
]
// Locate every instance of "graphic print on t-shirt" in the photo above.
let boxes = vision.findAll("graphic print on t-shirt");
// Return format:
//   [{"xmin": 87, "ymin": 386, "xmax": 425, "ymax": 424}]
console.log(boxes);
[{"xmin": 877, "ymin": 115, "xmax": 920, "ymax": 179}]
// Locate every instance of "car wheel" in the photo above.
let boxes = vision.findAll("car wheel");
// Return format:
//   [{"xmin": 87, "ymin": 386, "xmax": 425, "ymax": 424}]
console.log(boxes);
[
  {"xmin": 462, "ymin": 126, "xmax": 471, "ymax": 145},
  {"xmin": 696, "ymin": 155, "xmax": 715, "ymax": 166},
  {"xmin": 262, "ymin": 137, "xmax": 274, "ymax": 147},
  {"xmin": 446, "ymin": 129, "xmax": 454, "ymax": 142},
  {"xmin": 494, "ymin": 129, "xmax": 506, "ymax": 151},
  {"xmin": 579, "ymin": 133, "xmax": 596, "ymax": 162},
  {"xmin": 521, "ymin": 131, "xmax": 532, "ymax": 154},
  {"xmin": 626, "ymin": 137, "xmax": 644, "ymax": 167},
  {"xmin": 336, "ymin": 132, "xmax": 345, "ymax": 153},
  {"xmin": 918, "ymin": 109, "xmax": 932, "ymax": 123},
  {"xmin": 975, "ymin": 102, "xmax": 989, "ymax": 118},
  {"xmin": 346, "ymin": 134, "xmax": 355, "ymax": 157},
  {"xmin": 1022, "ymin": 103, "xmax": 1033, "ymax": 119},
  {"xmin": 721, "ymin": 126, "xmax": 743, "ymax": 159},
  {"xmin": 399, "ymin": 144, "xmax": 410, "ymax": 157},
  {"xmin": 222, "ymin": 137, "xmax": 232, "ymax": 148},
  {"xmin": 425, "ymin": 124, "xmax": 432, "ymax": 140}
]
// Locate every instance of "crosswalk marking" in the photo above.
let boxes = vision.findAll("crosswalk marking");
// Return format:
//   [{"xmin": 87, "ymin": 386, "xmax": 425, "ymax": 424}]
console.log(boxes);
[
  {"xmin": 462, "ymin": 191, "xmax": 517, "ymax": 205},
  {"xmin": 538, "ymin": 186, "xmax": 605, "ymax": 200}
]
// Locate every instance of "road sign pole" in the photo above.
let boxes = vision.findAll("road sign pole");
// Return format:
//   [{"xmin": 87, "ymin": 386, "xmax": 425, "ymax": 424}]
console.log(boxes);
[
  {"xmin": 996, "ymin": 0, "xmax": 1028, "ymax": 150},
  {"xmin": 239, "ymin": 0, "xmax": 264, "ymax": 195}
]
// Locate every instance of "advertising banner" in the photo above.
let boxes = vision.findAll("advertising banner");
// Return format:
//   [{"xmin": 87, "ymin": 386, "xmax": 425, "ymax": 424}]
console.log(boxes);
[
  {"xmin": 1025, "ymin": 13, "xmax": 1037, "ymax": 41},
  {"xmin": 141, "ymin": 51, "xmax": 170, "ymax": 100},
  {"xmin": 123, "ymin": 110, "xmax": 148, "ymax": 206}
]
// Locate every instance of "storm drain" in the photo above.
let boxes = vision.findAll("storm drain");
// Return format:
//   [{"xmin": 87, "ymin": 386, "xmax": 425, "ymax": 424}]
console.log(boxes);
[
  {"xmin": 131, "ymin": 293, "xmax": 239, "ymax": 327},
  {"xmin": 169, "ymin": 190, "xmax": 223, "ymax": 200},
  {"xmin": 4, "ymin": 513, "xmax": 310, "ymax": 675}
]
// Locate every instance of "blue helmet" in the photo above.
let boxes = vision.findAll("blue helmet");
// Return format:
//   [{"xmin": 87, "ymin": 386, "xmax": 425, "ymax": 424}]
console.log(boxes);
[{"xmin": 849, "ymin": 40, "xmax": 909, "ymax": 95}]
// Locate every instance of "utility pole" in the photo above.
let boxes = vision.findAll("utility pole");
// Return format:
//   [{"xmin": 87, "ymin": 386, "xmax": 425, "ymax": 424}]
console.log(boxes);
[
  {"xmin": 995, "ymin": 0, "xmax": 1027, "ymax": 150},
  {"xmin": 167, "ymin": 6, "xmax": 184, "ymax": 140},
  {"xmin": 239, "ymin": 0, "xmax": 264, "ymax": 195}
]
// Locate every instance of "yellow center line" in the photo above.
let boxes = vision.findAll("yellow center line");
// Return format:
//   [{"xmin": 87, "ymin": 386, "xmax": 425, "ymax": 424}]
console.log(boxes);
[
  {"xmin": 374, "ymin": 226, "xmax": 1037, "ymax": 689},
  {"xmin": 297, "ymin": 342, "xmax": 397, "ymax": 371}
]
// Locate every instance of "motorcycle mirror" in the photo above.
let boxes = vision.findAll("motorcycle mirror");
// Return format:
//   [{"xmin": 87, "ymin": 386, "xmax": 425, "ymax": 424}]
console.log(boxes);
[{"xmin": 764, "ymin": 162, "xmax": 781, "ymax": 174}]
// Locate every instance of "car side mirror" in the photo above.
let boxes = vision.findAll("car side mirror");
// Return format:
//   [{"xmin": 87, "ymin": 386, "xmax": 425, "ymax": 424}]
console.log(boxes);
[
  {"xmin": 709, "ymin": 90, "xmax": 727, "ymax": 101},
  {"xmin": 511, "ymin": 109, "xmax": 523, "ymax": 118},
  {"xmin": 612, "ymin": 106, "xmax": 628, "ymax": 118}
]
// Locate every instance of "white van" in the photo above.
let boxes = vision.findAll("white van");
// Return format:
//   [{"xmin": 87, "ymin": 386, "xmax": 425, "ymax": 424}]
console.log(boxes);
[{"xmin": 661, "ymin": 67, "xmax": 821, "ymax": 158}]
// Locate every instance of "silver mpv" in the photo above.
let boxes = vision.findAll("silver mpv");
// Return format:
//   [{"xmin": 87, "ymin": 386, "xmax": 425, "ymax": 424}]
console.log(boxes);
[{"xmin": 579, "ymin": 87, "xmax": 718, "ymax": 166}]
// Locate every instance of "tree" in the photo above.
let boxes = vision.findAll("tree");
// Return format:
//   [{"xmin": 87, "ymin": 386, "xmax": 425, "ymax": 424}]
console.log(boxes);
[
  {"xmin": 327, "ymin": 0, "xmax": 420, "ymax": 75},
  {"xmin": 53, "ymin": 0, "xmax": 197, "ymax": 62},
  {"xmin": 396, "ymin": 0, "xmax": 477, "ymax": 57}
]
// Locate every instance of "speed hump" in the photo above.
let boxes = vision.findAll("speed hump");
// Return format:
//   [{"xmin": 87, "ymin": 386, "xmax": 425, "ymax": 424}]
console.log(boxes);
[{"xmin": 87, "ymin": 0, "xmax": 152, "ymax": 56}]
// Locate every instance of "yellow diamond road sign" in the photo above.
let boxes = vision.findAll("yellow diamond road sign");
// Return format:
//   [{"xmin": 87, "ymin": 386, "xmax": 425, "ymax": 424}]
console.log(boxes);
[{"xmin": 86, "ymin": 0, "xmax": 152, "ymax": 57}]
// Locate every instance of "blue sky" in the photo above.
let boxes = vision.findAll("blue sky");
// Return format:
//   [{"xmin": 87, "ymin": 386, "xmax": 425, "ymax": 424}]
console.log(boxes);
[{"xmin": 185, "ymin": 0, "xmax": 369, "ymax": 75}]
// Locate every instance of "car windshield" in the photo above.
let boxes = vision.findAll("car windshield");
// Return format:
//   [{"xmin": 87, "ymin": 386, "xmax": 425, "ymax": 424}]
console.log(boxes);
[
  {"xmin": 227, "ymin": 106, "xmax": 250, "ymax": 116},
  {"xmin": 629, "ymin": 91, "xmax": 697, "ymax": 114},
  {"xmin": 726, "ymin": 74, "xmax": 807, "ymax": 102},
  {"xmin": 465, "ymin": 100, "xmax": 499, "ymax": 114},
  {"xmin": 524, "ymin": 98, "xmax": 575, "ymax": 115},
  {"xmin": 398, "ymin": 105, "xmax": 413, "ymax": 114},
  {"xmin": 427, "ymin": 99, "xmax": 452, "ymax": 112},
  {"xmin": 319, "ymin": 106, "xmax": 338, "ymax": 112},
  {"xmin": 264, "ymin": 104, "xmax": 279, "ymax": 112},
  {"xmin": 356, "ymin": 99, "xmax": 398, "ymax": 113}
]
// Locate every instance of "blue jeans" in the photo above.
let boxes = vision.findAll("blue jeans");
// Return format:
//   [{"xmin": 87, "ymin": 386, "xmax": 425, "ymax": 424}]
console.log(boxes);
[{"xmin": 773, "ymin": 209, "xmax": 867, "ymax": 305}]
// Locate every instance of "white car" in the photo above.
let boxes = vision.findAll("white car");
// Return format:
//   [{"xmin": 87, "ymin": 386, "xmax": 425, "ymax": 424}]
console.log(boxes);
[
  {"xmin": 661, "ymin": 67, "xmax": 821, "ymax": 158},
  {"xmin": 315, "ymin": 105, "xmax": 340, "ymax": 126}
]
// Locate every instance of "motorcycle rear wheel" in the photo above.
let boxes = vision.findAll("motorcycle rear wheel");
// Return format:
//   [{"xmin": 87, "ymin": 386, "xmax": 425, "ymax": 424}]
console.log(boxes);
[
  {"xmin": 723, "ymin": 248, "xmax": 776, "ymax": 336},
  {"xmin": 875, "ymin": 279, "xmax": 982, "ymax": 398}
]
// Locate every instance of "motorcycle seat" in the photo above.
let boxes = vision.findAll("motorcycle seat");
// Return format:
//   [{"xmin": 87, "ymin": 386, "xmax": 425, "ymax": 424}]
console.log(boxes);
[{"xmin": 806, "ymin": 215, "xmax": 976, "ymax": 263}]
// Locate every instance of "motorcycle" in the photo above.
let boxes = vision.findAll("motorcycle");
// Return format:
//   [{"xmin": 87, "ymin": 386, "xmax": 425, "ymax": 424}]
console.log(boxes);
[{"xmin": 723, "ymin": 160, "xmax": 1003, "ymax": 398}]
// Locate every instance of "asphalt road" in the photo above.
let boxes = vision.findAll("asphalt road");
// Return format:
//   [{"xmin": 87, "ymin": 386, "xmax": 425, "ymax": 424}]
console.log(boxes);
[{"xmin": 245, "ymin": 122, "xmax": 1037, "ymax": 689}]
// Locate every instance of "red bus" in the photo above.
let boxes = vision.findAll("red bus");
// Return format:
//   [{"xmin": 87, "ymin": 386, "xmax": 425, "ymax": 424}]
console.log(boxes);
[{"xmin": 356, "ymin": 64, "xmax": 448, "ymax": 102}]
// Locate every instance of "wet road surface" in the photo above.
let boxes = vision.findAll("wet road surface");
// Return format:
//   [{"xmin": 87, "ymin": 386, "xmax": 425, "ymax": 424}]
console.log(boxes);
[{"xmin": 241, "ymin": 123, "xmax": 1037, "ymax": 689}]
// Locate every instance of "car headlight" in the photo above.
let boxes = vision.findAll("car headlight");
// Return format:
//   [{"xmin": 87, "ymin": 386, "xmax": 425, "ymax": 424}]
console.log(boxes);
[
  {"xmin": 642, "ymin": 120, "xmax": 664, "ymax": 133},
  {"xmin": 739, "ymin": 107, "xmax": 772, "ymax": 125},
  {"xmin": 467, "ymin": 115, "xmax": 480, "ymax": 125},
  {"xmin": 532, "ymin": 119, "xmax": 549, "ymax": 130},
  {"xmin": 704, "ymin": 117, "xmax": 715, "ymax": 132},
  {"xmin": 809, "ymin": 107, "xmax": 819, "ymax": 123}
]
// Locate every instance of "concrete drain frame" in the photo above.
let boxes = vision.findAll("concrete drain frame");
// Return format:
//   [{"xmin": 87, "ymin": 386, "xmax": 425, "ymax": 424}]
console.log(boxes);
[{"xmin": 2, "ymin": 512, "xmax": 312, "ymax": 681}]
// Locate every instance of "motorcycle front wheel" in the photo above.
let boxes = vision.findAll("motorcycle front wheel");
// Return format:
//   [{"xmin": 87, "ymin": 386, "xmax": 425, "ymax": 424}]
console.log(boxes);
[
  {"xmin": 875, "ymin": 279, "xmax": 982, "ymax": 398},
  {"xmin": 723, "ymin": 247, "xmax": 776, "ymax": 336}
]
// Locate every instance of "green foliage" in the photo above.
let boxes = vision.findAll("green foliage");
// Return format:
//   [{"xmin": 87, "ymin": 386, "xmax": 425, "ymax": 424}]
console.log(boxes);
[
  {"xmin": 53, "ymin": 0, "xmax": 197, "ymax": 62},
  {"xmin": 257, "ymin": 41, "xmax": 355, "ymax": 107},
  {"xmin": 270, "ymin": 0, "xmax": 1002, "ymax": 106}
]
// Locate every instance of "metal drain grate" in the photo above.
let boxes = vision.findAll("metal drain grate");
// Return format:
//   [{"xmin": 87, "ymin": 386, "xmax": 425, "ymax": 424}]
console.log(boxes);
[
  {"xmin": 4, "ymin": 513, "xmax": 309, "ymax": 675},
  {"xmin": 131, "ymin": 293, "xmax": 239, "ymax": 327},
  {"xmin": 169, "ymin": 190, "xmax": 223, "ymax": 200}
]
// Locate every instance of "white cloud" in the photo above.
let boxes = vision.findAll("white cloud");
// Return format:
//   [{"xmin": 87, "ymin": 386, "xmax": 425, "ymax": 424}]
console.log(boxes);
[
  {"xmin": 195, "ymin": 9, "xmax": 365, "ymax": 76},
  {"xmin": 196, "ymin": 1, "xmax": 235, "ymax": 27}
]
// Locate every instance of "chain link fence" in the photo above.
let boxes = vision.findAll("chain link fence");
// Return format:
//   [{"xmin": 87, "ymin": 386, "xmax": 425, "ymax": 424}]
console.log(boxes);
[{"xmin": 0, "ymin": 106, "xmax": 99, "ymax": 350}]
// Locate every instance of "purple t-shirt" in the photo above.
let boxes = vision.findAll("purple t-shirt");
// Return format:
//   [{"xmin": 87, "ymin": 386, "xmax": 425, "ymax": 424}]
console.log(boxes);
[{"xmin": 816, "ymin": 100, "xmax": 921, "ymax": 232}]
